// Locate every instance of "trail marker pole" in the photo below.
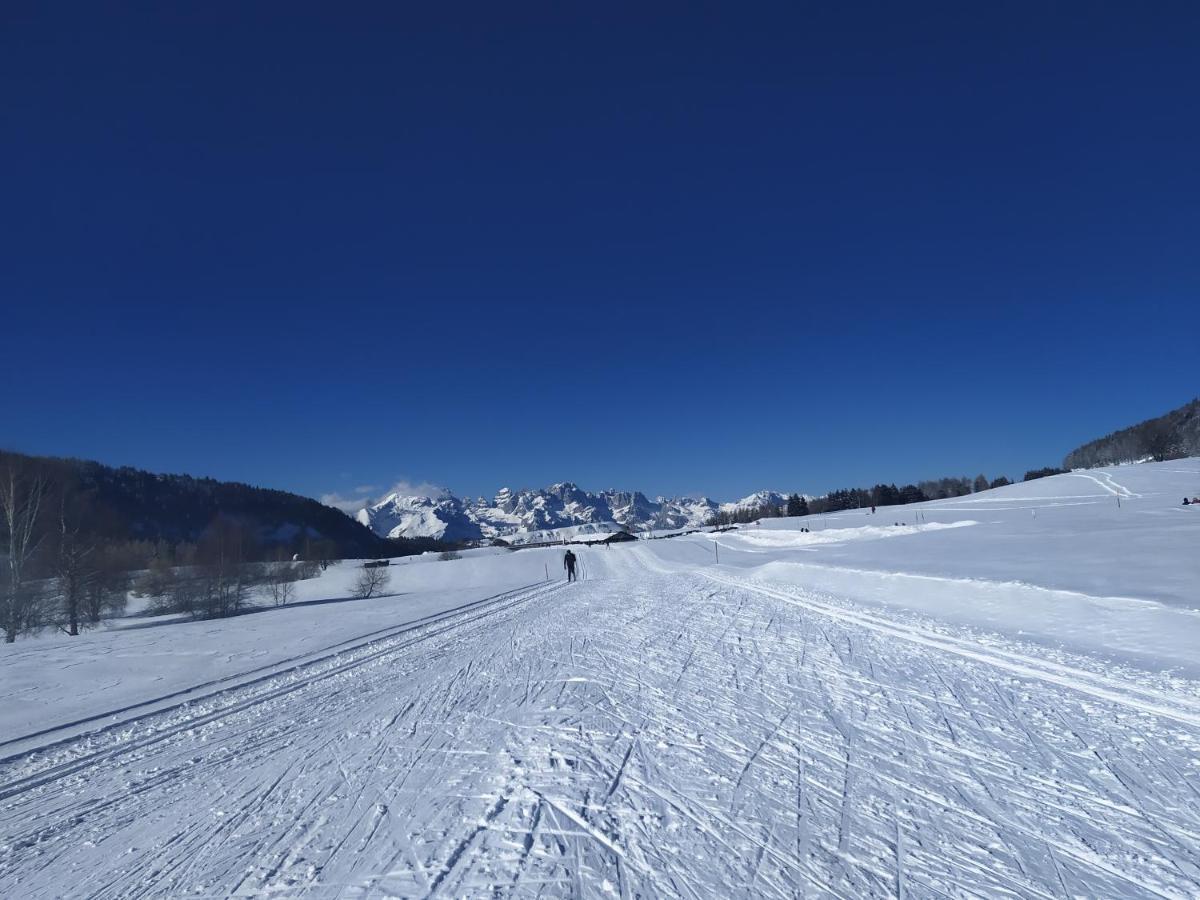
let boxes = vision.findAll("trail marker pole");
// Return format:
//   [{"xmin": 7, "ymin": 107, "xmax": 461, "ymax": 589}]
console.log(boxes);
[
  {"xmin": 545, "ymin": 563, "xmax": 549, "ymax": 582},
  {"xmin": 714, "ymin": 542, "xmax": 719, "ymax": 564}
]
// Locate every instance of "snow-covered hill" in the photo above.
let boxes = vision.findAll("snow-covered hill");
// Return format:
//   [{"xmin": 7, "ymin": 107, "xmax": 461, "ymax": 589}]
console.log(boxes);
[
  {"xmin": 6, "ymin": 460, "xmax": 1200, "ymax": 897},
  {"xmin": 355, "ymin": 483, "xmax": 787, "ymax": 541}
]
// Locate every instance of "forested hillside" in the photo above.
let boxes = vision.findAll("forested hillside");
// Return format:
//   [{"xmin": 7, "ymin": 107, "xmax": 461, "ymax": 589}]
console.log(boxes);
[
  {"xmin": 0, "ymin": 450, "xmax": 446, "ymax": 639},
  {"xmin": 0, "ymin": 451, "xmax": 429, "ymax": 564},
  {"xmin": 0, "ymin": 450, "xmax": 406, "ymax": 558},
  {"xmin": 1064, "ymin": 399, "xmax": 1200, "ymax": 469}
]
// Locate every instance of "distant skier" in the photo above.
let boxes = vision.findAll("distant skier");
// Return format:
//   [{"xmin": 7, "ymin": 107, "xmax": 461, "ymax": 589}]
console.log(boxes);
[{"xmin": 564, "ymin": 549, "xmax": 578, "ymax": 582}]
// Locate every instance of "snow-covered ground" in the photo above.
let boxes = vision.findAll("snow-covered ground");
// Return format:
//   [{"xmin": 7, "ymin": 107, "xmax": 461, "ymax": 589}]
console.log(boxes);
[
  {"xmin": 0, "ymin": 549, "xmax": 562, "ymax": 751},
  {"xmin": 2, "ymin": 461, "xmax": 1200, "ymax": 897}
]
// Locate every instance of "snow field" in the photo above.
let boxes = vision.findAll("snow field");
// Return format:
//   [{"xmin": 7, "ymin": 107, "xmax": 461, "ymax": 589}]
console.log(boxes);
[
  {"xmin": 4, "ymin": 567, "xmax": 1200, "ymax": 896},
  {"xmin": 1, "ymin": 460, "xmax": 1199, "ymax": 897},
  {"xmin": 0, "ymin": 548, "xmax": 568, "ymax": 749}
]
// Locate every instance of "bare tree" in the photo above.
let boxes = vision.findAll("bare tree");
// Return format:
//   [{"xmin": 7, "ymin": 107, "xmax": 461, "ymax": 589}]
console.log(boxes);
[
  {"xmin": 194, "ymin": 516, "xmax": 261, "ymax": 618},
  {"xmin": 265, "ymin": 557, "xmax": 299, "ymax": 606},
  {"xmin": 136, "ymin": 556, "xmax": 179, "ymax": 615},
  {"xmin": 353, "ymin": 565, "xmax": 390, "ymax": 599},
  {"xmin": 83, "ymin": 546, "xmax": 130, "ymax": 625},
  {"xmin": 1, "ymin": 460, "xmax": 48, "ymax": 642},
  {"xmin": 53, "ymin": 490, "xmax": 95, "ymax": 636},
  {"xmin": 312, "ymin": 539, "xmax": 339, "ymax": 572}
]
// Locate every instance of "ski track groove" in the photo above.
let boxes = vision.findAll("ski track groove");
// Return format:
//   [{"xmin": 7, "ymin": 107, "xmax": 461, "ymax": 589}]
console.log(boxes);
[{"xmin": 2, "ymin": 566, "xmax": 1200, "ymax": 897}]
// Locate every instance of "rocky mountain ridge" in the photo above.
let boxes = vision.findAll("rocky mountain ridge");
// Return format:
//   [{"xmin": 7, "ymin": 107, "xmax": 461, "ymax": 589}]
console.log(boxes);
[{"xmin": 355, "ymin": 483, "xmax": 788, "ymax": 542}]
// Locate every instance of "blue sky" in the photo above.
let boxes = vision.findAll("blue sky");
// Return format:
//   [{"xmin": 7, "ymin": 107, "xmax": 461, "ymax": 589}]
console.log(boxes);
[{"xmin": 2, "ymin": 2, "xmax": 1197, "ymax": 505}]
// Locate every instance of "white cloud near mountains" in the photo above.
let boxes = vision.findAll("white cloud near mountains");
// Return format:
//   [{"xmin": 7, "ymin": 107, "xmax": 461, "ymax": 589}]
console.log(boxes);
[
  {"xmin": 320, "ymin": 491, "xmax": 373, "ymax": 514},
  {"xmin": 322, "ymin": 479, "xmax": 449, "ymax": 514}
]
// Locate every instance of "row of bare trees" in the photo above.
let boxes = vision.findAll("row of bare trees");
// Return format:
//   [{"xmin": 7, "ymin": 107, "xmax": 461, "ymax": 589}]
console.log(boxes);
[
  {"xmin": 135, "ymin": 554, "xmax": 320, "ymax": 618},
  {"xmin": 1, "ymin": 461, "xmax": 48, "ymax": 642},
  {"xmin": 0, "ymin": 456, "xmax": 338, "ymax": 642},
  {"xmin": 1, "ymin": 460, "xmax": 135, "ymax": 641}
]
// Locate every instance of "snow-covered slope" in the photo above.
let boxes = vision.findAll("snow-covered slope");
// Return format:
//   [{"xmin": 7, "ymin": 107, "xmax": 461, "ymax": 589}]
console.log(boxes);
[
  {"xmin": 717, "ymin": 489, "xmax": 788, "ymax": 515},
  {"xmin": 5, "ymin": 460, "xmax": 1200, "ymax": 897},
  {"xmin": 355, "ymin": 482, "xmax": 786, "ymax": 541}
]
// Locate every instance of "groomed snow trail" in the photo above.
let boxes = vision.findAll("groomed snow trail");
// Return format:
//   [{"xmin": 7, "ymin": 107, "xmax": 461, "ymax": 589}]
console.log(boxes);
[{"xmin": 3, "ymin": 567, "xmax": 1200, "ymax": 898}]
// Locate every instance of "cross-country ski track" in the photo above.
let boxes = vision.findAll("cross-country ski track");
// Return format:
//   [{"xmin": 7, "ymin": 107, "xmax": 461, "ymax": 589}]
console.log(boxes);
[{"xmin": 4, "ymin": 549, "xmax": 1200, "ymax": 898}]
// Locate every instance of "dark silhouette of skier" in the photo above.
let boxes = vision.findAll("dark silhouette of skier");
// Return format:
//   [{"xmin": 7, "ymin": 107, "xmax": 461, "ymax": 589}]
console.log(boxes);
[{"xmin": 564, "ymin": 549, "xmax": 578, "ymax": 582}]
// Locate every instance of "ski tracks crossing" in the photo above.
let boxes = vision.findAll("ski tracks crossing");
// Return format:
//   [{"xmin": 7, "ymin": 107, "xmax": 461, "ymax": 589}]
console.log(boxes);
[{"xmin": 2, "ymin": 567, "xmax": 1199, "ymax": 897}]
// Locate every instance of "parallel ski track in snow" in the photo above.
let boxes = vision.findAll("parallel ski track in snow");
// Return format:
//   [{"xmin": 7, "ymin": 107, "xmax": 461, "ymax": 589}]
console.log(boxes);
[
  {"xmin": 0, "ymin": 580, "xmax": 563, "ymax": 802},
  {"xmin": 704, "ymin": 573, "xmax": 1200, "ymax": 728},
  {"xmin": 4, "ymin": 566, "xmax": 1200, "ymax": 898},
  {"xmin": 1065, "ymin": 470, "xmax": 1140, "ymax": 498},
  {"xmin": 0, "ymin": 581, "xmax": 554, "ymax": 760}
]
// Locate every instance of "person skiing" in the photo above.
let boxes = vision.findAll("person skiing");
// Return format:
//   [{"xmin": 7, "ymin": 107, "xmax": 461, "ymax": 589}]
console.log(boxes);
[{"xmin": 563, "ymin": 549, "xmax": 578, "ymax": 582}]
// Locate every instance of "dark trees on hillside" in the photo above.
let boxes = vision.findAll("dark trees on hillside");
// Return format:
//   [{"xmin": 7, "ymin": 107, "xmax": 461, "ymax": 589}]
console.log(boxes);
[
  {"xmin": 1063, "ymin": 398, "xmax": 1199, "ymax": 469},
  {"xmin": 1144, "ymin": 422, "xmax": 1181, "ymax": 463},
  {"xmin": 708, "ymin": 502, "xmax": 786, "ymax": 527},
  {"xmin": 872, "ymin": 484, "xmax": 902, "ymax": 506},
  {"xmin": 715, "ymin": 401, "xmax": 1200, "ymax": 531},
  {"xmin": 0, "ymin": 449, "xmax": 402, "ymax": 562},
  {"xmin": 1024, "ymin": 467, "xmax": 1068, "ymax": 482},
  {"xmin": 0, "ymin": 449, "xmax": 459, "ymax": 640},
  {"xmin": 917, "ymin": 477, "xmax": 973, "ymax": 500},
  {"xmin": 719, "ymin": 474, "xmax": 1001, "ymax": 524},
  {"xmin": 1, "ymin": 458, "xmax": 47, "ymax": 642}
]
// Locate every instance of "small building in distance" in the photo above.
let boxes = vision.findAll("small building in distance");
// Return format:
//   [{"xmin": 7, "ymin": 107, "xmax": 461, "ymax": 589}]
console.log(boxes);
[{"xmin": 569, "ymin": 531, "xmax": 637, "ymax": 546}]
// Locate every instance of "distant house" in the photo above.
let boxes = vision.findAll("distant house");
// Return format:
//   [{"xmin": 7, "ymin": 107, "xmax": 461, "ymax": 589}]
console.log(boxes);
[
  {"xmin": 362, "ymin": 559, "xmax": 390, "ymax": 568},
  {"xmin": 569, "ymin": 531, "xmax": 636, "ymax": 546}
]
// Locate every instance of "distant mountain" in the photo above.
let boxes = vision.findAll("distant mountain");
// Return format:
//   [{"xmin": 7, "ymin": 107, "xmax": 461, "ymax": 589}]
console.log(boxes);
[
  {"xmin": 0, "ymin": 450, "xmax": 414, "ymax": 559},
  {"xmin": 1064, "ymin": 399, "xmax": 1200, "ymax": 469},
  {"xmin": 356, "ymin": 483, "xmax": 789, "ymax": 542}
]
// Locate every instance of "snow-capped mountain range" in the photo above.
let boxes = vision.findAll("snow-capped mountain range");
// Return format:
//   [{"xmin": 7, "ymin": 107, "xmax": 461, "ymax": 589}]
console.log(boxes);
[{"xmin": 354, "ymin": 483, "xmax": 788, "ymax": 542}]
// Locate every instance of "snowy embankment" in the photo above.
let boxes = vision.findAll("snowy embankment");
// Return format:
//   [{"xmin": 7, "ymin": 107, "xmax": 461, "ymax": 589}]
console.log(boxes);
[
  {"xmin": 2, "ymin": 460, "xmax": 1199, "ymax": 897},
  {"xmin": 0, "ymin": 547, "xmax": 565, "ymax": 751},
  {"xmin": 654, "ymin": 461, "xmax": 1200, "ymax": 674}
]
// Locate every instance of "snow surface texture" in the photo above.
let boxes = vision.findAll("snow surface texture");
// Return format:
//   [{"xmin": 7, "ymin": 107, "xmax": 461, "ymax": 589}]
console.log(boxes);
[
  {"xmin": 2, "ymin": 461, "xmax": 1200, "ymax": 898},
  {"xmin": 355, "ymin": 482, "xmax": 786, "ymax": 541}
]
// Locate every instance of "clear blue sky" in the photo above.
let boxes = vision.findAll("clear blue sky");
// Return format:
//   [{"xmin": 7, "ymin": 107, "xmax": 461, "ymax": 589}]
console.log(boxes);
[{"xmin": 2, "ymin": 2, "xmax": 1197, "ymax": 505}]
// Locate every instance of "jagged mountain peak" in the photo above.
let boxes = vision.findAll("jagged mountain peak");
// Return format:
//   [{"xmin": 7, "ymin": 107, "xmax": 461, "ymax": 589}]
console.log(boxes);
[{"xmin": 354, "ymin": 483, "xmax": 793, "ymax": 542}]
